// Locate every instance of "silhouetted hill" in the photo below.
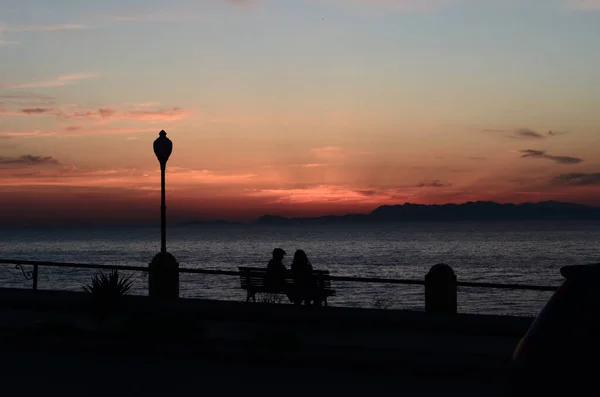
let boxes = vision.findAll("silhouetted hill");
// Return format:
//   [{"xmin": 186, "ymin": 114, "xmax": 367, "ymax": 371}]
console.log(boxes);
[
  {"xmin": 176, "ymin": 220, "xmax": 242, "ymax": 226},
  {"xmin": 254, "ymin": 213, "xmax": 368, "ymax": 225},
  {"xmin": 254, "ymin": 201, "xmax": 600, "ymax": 224}
]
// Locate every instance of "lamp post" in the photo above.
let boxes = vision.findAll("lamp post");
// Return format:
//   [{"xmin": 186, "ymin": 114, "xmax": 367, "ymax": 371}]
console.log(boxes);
[
  {"xmin": 154, "ymin": 130, "xmax": 172, "ymax": 253},
  {"xmin": 149, "ymin": 130, "xmax": 179, "ymax": 299}
]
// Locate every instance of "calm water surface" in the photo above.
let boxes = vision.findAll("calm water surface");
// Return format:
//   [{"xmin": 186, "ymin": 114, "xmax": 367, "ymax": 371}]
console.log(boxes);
[{"xmin": 1, "ymin": 221, "xmax": 599, "ymax": 316}]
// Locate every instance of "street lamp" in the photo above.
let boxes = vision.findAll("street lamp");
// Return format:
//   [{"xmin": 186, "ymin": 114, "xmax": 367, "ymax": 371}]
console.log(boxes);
[
  {"xmin": 154, "ymin": 130, "xmax": 172, "ymax": 253},
  {"xmin": 149, "ymin": 130, "xmax": 179, "ymax": 299}
]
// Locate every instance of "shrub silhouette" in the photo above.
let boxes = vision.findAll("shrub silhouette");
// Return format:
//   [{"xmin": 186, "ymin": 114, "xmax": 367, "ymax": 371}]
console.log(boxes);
[
  {"xmin": 83, "ymin": 270, "xmax": 133, "ymax": 329},
  {"xmin": 83, "ymin": 269, "xmax": 133, "ymax": 297}
]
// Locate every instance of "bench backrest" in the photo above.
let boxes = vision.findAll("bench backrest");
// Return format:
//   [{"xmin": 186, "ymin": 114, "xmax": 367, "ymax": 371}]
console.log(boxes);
[{"xmin": 238, "ymin": 267, "xmax": 332, "ymax": 289}]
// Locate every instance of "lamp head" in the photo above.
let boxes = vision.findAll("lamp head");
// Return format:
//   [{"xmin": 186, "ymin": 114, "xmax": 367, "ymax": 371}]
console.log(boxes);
[{"xmin": 153, "ymin": 130, "xmax": 172, "ymax": 164}]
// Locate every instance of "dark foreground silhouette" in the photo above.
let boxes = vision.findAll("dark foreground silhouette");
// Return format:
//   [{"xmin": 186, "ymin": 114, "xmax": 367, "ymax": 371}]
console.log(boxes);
[{"xmin": 242, "ymin": 248, "xmax": 335, "ymax": 305}]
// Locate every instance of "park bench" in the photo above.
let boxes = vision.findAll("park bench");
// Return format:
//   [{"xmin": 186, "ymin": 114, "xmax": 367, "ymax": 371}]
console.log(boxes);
[{"xmin": 238, "ymin": 267, "xmax": 336, "ymax": 306}]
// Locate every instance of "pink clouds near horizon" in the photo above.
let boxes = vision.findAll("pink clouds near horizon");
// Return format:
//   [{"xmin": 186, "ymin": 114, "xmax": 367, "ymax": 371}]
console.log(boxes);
[{"xmin": 1, "ymin": 141, "xmax": 600, "ymax": 223}]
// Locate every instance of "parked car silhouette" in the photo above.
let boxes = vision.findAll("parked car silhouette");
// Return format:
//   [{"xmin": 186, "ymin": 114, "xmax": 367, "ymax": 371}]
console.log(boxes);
[{"xmin": 511, "ymin": 263, "xmax": 600, "ymax": 396}]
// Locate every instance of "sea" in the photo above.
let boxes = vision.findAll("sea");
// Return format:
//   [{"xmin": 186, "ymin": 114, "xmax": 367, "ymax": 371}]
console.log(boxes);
[{"xmin": 1, "ymin": 221, "xmax": 599, "ymax": 317}]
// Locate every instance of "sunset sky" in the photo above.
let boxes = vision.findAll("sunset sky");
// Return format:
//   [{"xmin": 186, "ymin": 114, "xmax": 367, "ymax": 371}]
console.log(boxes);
[{"xmin": 1, "ymin": 0, "xmax": 600, "ymax": 224}]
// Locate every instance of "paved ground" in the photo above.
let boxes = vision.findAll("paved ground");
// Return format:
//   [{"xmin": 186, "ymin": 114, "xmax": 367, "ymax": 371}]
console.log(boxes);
[
  {"xmin": 0, "ymin": 339, "xmax": 512, "ymax": 396},
  {"xmin": 0, "ymin": 291, "xmax": 522, "ymax": 396}
]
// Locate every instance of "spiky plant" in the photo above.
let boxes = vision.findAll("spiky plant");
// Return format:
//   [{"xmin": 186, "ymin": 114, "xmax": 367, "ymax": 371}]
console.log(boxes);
[
  {"xmin": 83, "ymin": 269, "xmax": 133, "ymax": 299},
  {"xmin": 84, "ymin": 270, "xmax": 133, "ymax": 329}
]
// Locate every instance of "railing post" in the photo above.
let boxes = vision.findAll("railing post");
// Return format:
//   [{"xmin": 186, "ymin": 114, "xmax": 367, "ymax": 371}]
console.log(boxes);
[
  {"xmin": 32, "ymin": 264, "xmax": 38, "ymax": 290},
  {"xmin": 425, "ymin": 263, "xmax": 457, "ymax": 314}
]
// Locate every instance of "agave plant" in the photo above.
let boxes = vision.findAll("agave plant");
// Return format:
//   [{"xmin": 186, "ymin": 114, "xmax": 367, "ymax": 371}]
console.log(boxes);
[{"xmin": 83, "ymin": 269, "xmax": 133, "ymax": 298}]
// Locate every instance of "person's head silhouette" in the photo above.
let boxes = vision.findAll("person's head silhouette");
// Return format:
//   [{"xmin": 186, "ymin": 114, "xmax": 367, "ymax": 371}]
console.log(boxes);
[
  {"xmin": 293, "ymin": 249, "xmax": 308, "ymax": 265},
  {"xmin": 272, "ymin": 248, "xmax": 286, "ymax": 261}
]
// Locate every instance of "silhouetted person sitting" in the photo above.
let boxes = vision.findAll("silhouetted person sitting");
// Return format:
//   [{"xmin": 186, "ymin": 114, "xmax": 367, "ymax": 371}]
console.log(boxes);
[
  {"xmin": 291, "ymin": 249, "xmax": 318, "ymax": 306},
  {"xmin": 265, "ymin": 248, "xmax": 289, "ymax": 292}
]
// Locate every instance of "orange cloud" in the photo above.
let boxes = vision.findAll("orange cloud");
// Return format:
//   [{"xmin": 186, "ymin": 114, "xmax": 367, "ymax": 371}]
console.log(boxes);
[
  {"xmin": 244, "ymin": 184, "xmax": 409, "ymax": 205},
  {"xmin": 299, "ymin": 163, "xmax": 327, "ymax": 168},
  {"xmin": 0, "ymin": 130, "xmax": 57, "ymax": 138},
  {"xmin": 56, "ymin": 106, "xmax": 188, "ymax": 122},
  {"xmin": 124, "ymin": 107, "xmax": 189, "ymax": 121},
  {"xmin": 2, "ymin": 172, "xmax": 600, "ymax": 224},
  {"xmin": 0, "ymin": 163, "xmax": 258, "ymax": 190},
  {"xmin": 309, "ymin": 146, "xmax": 370, "ymax": 163},
  {"xmin": 1, "ymin": 103, "xmax": 189, "ymax": 124},
  {"xmin": 0, "ymin": 127, "xmax": 157, "ymax": 138},
  {"xmin": 311, "ymin": 146, "xmax": 345, "ymax": 158},
  {"xmin": 131, "ymin": 102, "xmax": 160, "ymax": 108},
  {"xmin": 168, "ymin": 167, "xmax": 258, "ymax": 185}
]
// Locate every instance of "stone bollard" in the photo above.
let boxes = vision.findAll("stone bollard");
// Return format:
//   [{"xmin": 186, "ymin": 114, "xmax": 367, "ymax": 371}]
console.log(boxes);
[
  {"xmin": 425, "ymin": 263, "xmax": 457, "ymax": 314},
  {"xmin": 149, "ymin": 252, "xmax": 179, "ymax": 299}
]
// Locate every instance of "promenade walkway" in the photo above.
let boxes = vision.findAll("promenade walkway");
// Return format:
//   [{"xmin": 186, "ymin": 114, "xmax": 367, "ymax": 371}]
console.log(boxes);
[
  {"xmin": 0, "ymin": 335, "xmax": 509, "ymax": 396},
  {"xmin": 0, "ymin": 288, "xmax": 523, "ymax": 395}
]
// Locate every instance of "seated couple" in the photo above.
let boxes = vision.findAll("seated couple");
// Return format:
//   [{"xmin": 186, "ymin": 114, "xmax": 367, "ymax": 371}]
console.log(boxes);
[{"xmin": 265, "ymin": 248, "xmax": 323, "ymax": 306}]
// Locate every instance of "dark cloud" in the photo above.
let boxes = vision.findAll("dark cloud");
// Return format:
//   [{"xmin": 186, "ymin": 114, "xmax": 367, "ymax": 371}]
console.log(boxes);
[
  {"xmin": 551, "ymin": 173, "xmax": 600, "ymax": 186},
  {"xmin": 99, "ymin": 108, "xmax": 116, "ymax": 118},
  {"xmin": 57, "ymin": 110, "xmax": 97, "ymax": 119},
  {"xmin": 20, "ymin": 107, "xmax": 54, "ymax": 114},
  {"xmin": 480, "ymin": 127, "xmax": 563, "ymax": 140},
  {"xmin": 416, "ymin": 180, "xmax": 446, "ymax": 188},
  {"xmin": 515, "ymin": 128, "xmax": 545, "ymax": 139},
  {"xmin": 356, "ymin": 189, "xmax": 378, "ymax": 196},
  {"xmin": 519, "ymin": 149, "xmax": 583, "ymax": 165},
  {"xmin": 467, "ymin": 156, "xmax": 486, "ymax": 161},
  {"xmin": 0, "ymin": 155, "xmax": 60, "ymax": 166},
  {"xmin": 65, "ymin": 126, "xmax": 83, "ymax": 132},
  {"xmin": 2, "ymin": 103, "xmax": 187, "ymax": 123}
]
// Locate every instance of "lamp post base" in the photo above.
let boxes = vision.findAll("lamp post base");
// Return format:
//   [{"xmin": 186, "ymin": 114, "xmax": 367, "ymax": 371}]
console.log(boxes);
[
  {"xmin": 149, "ymin": 252, "xmax": 179, "ymax": 299},
  {"xmin": 425, "ymin": 263, "xmax": 457, "ymax": 314}
]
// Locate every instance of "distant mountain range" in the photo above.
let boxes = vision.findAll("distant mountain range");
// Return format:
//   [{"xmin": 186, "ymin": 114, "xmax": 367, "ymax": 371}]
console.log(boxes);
[
  {"xmin": 252, "ymin": 201, "xmax": 600, "ymax": 225},
  {"xmin": 176, "ymin": 219, "xmax": 243, "ymax": 226}
]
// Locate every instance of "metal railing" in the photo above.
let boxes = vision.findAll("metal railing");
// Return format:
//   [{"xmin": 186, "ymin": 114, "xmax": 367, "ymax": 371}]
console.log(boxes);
[{"xmin": 0, "ymin": 258, "xmax": 558, "ymax": 293}]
